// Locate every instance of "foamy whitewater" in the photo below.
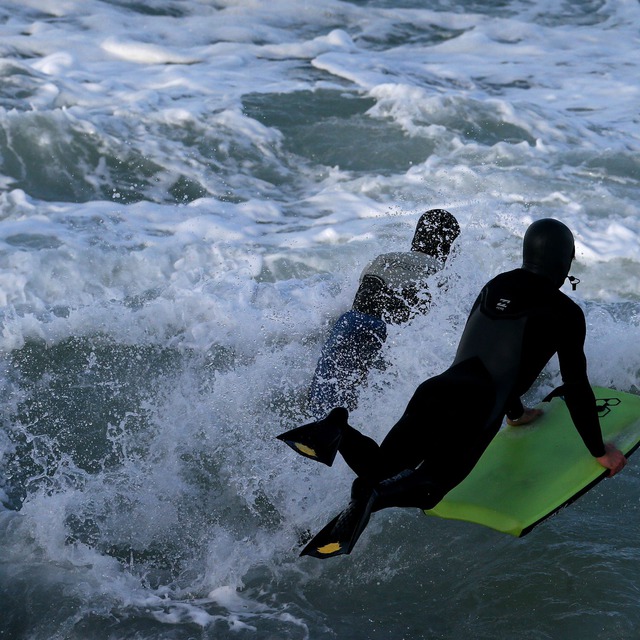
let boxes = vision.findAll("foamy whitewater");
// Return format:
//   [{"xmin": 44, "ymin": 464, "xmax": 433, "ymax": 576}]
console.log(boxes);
[{"xmin": 0, "ymin": 0, "xmax": 639, "ymax": 638}]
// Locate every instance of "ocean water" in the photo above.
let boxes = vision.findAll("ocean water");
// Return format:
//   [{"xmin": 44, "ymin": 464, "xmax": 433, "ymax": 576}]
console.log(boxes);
[{"xmin": 0, "ymin": 0, "xmax": 639, "ymax": 638}]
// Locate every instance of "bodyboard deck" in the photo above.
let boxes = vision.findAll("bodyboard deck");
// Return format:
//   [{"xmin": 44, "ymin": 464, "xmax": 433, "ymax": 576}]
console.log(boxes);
[{"xmin": 425, "ymin": 386, "xmax": 640, "ymax": 537}]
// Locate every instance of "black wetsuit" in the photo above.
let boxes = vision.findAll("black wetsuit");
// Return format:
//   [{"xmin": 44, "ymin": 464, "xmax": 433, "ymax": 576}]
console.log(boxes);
[{"xmin": 339, "ymin": 268, "xmax": 605, "ymax": 509}]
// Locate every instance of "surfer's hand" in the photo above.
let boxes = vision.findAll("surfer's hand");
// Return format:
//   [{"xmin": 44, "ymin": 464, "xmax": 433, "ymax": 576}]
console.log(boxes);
[
  {"xmin": 506, "ymin": 407, "xmax": 543, "ymax": 426},
  {"xmin": 596, "ymin": 443, "xmax": 627, "ymax": 477}
]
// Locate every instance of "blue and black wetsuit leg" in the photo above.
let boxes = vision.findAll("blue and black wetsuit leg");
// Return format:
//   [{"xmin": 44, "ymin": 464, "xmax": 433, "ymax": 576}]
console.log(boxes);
[{"xmin": 308, "ymin": 310, "xmax": 387, "ymax": 418}]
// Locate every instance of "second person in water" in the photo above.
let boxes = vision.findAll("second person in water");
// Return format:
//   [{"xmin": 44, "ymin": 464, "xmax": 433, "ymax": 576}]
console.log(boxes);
[{"xmin": 308, "ymin": 209, "xmax": 460, "ymax": 418}]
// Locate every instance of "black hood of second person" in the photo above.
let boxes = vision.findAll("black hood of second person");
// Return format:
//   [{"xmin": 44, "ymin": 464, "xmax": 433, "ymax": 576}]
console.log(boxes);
[
  {"xmin": 521, "ymin": 218, "xmax": 575, "ymax": 288},
  {"xmin": 411, "ymin": 209, "xmax": 461, "ymax": 259}
]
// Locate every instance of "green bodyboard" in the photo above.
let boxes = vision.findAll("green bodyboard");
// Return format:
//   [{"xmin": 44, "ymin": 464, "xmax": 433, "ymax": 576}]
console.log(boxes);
[{"xmin": 425, "ymin": 386, "xmax": 640, "ymax": 537}]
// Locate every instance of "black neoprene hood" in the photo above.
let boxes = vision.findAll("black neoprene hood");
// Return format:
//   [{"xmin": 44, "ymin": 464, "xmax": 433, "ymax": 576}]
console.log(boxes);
[
  {"xmin": 521, "ymin": 218, "xmax": 575, "ymax": 288},
  {"xmin": 411, "ymin": 209, "xmax": 460, "ymax": 258}
]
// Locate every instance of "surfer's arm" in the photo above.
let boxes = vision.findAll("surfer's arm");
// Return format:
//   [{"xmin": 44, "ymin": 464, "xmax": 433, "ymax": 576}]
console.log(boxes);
[
  {"xmin": 562, "ymin": 379, "xmax": 606, "ymax": 456},
  {"xmin": 504, "ymin": 394, "xmax": 544, "ymax": 426},
  {"xmin": 504, "ymin": 396, "xmax": 524, "ymax": 422},
  {"xmin": 557, "ymin": 304, "xmax": 607, "ymax": 457}
]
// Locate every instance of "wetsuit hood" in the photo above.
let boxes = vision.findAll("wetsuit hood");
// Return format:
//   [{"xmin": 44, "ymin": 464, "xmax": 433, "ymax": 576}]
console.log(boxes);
[
  {"xmin": 521, "ymin": 218, "xmax": 575, "ymax": 288},
  {"xmin": 411, "ymin": 209, "xmax": 460, "ymax": 259}
]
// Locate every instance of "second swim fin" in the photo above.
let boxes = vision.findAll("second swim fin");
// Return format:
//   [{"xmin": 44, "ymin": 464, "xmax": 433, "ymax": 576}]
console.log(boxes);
[
  {"xmin": 277, "ymin": 407, "xmax": 348, "ymax": 466},
  {"xmin": 299, "ymin": 489, "xmax": 377, "ymax": 559}
]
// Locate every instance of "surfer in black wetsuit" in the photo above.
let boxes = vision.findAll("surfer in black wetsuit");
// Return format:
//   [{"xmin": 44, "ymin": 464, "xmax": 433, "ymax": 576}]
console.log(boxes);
[
  {"xmin": 307, "ymin": 209, "xmax": 460, "ymax": 418},
  {"xmin": 279, "ymin": 218, "xmax": 626, "ymax": 558}
]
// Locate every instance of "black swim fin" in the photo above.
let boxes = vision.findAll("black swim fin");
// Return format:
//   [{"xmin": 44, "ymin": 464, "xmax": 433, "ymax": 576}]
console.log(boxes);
[
  {"xmin": 300, "ymin": 489, "xmax": 377, "ymax": 559},
  {"xmin": 277, "ymin": 407, "xmax": 348, "ymax": 466}
]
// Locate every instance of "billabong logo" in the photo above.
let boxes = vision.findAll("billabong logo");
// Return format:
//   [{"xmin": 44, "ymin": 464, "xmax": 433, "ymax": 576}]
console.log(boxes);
[{"xmin": 496, "ymin": 298, "xmax": 510, "ymax": 311}]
